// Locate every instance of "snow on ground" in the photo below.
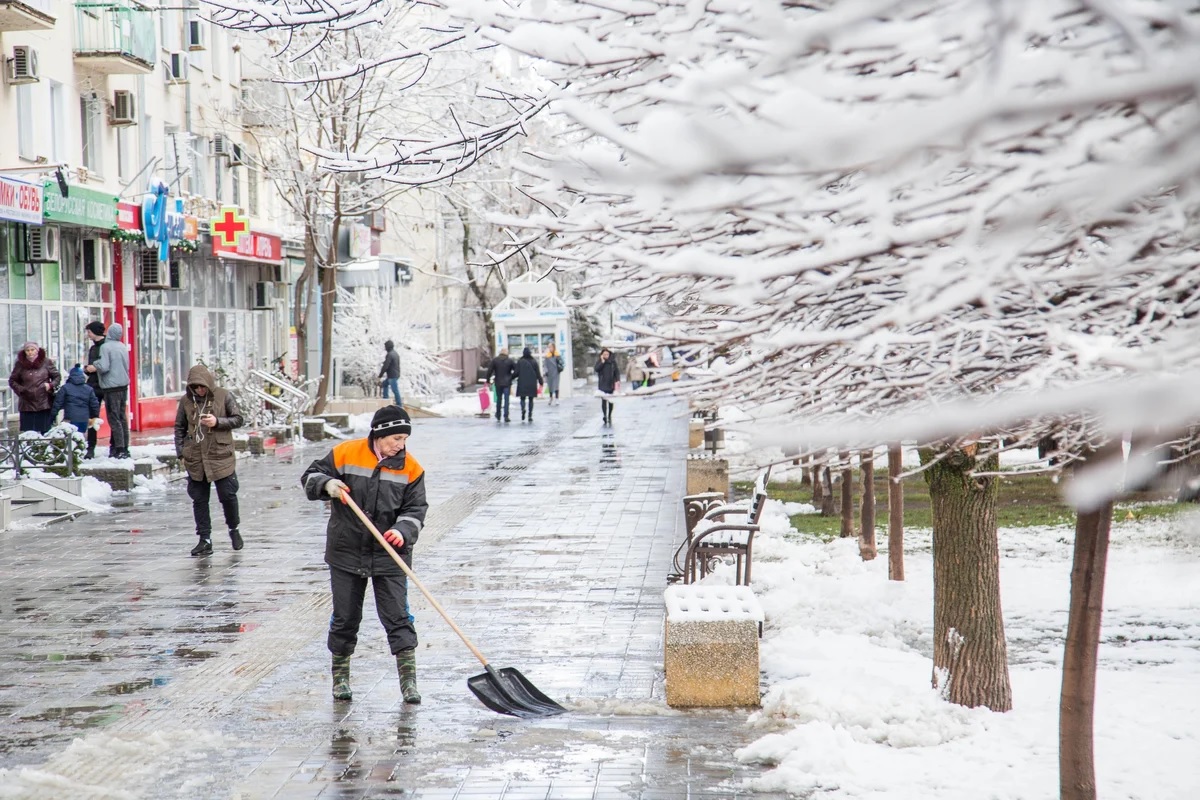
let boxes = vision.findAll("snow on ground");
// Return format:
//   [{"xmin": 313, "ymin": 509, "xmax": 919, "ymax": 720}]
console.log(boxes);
[
  {"xmin": 427, "ymin": 392, "xmax": 486, "ymax": 418},
  {"xmin": 698, "ymin": 500, "xmax": 1200, "ymax": 798}
]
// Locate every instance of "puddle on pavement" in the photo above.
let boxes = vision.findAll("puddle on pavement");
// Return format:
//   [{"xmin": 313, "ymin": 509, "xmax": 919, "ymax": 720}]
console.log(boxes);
[
  {"xmin": 96, "ymin": 676, "xmax": 156, "ymax": 695},
  {"xmin": 20, "ymin": 652, "xmax": 116, "ymax": 663},
  {"xmin": 166, "ymin": 646, "xmax": 219, "ymax": 661},
  {"xmin": 20, "ymin": 703, "xmax": 125, "ymax": 729},
  {"xmin": 172, "ymin": 622, "xmax": 261, "ymax": 635}
]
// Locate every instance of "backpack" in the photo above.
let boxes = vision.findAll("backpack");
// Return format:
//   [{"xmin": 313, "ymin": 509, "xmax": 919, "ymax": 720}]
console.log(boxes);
[{"xmin": 555, "ymin": 355, "xmax": 564, "ymax": 371}]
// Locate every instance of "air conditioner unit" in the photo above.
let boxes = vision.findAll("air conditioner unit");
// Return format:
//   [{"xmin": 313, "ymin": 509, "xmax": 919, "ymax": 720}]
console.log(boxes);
[
  {"xmin": 251, "ymin": 281, "xmax": 275, "ymax": 309},
  {"xmin": 27, "ymin": 225, "xmax": 60, "ymax": 262},
  {"xmin": 186, "ymin": 19, "xmax": 207, "ymax": 51},
  {"xmin": 138, "ymin": 249, "xmax": 171, "ymax": 289},
  {"xmin": 5, "ymin": 46, "xmax": 39, "ymax": 85},
  {"xmin": 109, "ymin": 90, "xmax": 137, "ymax": 126},
  {"xmin": 208, "ymin": 133, "xmax": 231, "ymax": 158},
  {"xmin": 167, "ymin": 51, "xmax": 189, "ymax": 84},
  {"xmin": 227, "ymin": 143, "xmax": 246, "ymax": 167},
  {"xmin": 81, "ymin": 239, "xmax": 113, "ymax": 282}
]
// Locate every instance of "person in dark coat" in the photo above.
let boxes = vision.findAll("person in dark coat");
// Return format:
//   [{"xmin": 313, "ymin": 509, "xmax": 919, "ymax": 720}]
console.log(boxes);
[
  {"xmin": 379, "ymin": 340, "xmax": 402, "ymax": 406},
  {"xmin": 7, "ymin": 341, "xmax": 61, "ymax": 434},
  {"xmin": 595, "ymin": 348, "xmax": 620, "ymax": 425},
  {"xmin": 300, "ymin": 405, "xmax": 429, "ymax": 704},
  {"xmin": 175, "ymin": 364, "xmax": 244, "ymax": 556},
  {"xmin": 53, "ymin": 365, "xmax": 101, "ymax": 434},
  {"xmin": 485, "ymin": 349, "xmax": 517, "ymax": 423},
  {"xmin": 83, "ymin": 322, "xmax": 107, "ymax": 458},
  {"xmin": 85, "ymin": 323, "xmax": 130, "ymax": 458},
  {"xmin": 514, "ymin": 347, "xmax": 544, "ymax": 422}
]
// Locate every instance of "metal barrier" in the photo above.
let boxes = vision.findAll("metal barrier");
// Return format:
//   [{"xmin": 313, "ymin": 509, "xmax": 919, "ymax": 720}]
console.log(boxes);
[{"xmin": 0, "ymin": 432, "xmax": 83, "ymax": 477}]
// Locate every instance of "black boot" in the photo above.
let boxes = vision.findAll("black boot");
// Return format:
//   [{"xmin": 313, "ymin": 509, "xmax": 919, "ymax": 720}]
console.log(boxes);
[
  {"xmin": 84, "ymin": 446, "xmax": 95, "ymax": 460},
  {"xmin": 396, "ymin": 650, "xmax": 420, "ymax": 704},
  {"xmin": 332, "ymin": 654, "xmax": 352, "ymax": 701},
  {"xmin": 190, "ymin": 537, "xmax": 212, "ymax": 556},
  {"xmin": 229, "ymin": 529, "xmax": 244, "ymax": 551}
]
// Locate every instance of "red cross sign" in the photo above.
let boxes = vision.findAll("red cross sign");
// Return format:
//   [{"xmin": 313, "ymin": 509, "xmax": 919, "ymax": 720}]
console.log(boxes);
[{"xmin": 210, "ymin": 206, "xmax": 249, "ymax": 246}]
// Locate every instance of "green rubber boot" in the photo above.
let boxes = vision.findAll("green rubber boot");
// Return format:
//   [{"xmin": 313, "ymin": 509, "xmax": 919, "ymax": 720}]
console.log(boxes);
[
  {"xmin": 331, "ymin": 654, "xmax": 352, "ymax": 701},
  {"xmin": 396, "ymin": 649, "xmax": 421, "ymax": 704}
]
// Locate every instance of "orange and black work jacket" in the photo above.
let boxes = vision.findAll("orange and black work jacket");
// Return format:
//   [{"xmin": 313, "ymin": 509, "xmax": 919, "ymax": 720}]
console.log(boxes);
[{"xmin": 300, "ymin": 438, "xmax": 428, "ymax": 577}]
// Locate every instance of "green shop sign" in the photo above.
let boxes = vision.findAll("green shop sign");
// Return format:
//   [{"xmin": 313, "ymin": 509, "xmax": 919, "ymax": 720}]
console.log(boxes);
[{"xmin": 42, "ymin": 182, "xmax": 118, "ymax": 228}]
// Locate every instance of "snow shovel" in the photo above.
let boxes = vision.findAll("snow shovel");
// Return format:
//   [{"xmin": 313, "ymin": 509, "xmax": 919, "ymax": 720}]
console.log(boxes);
[{"xmin": 341, "ymin": 493, "xmax": 567, "ymax": 718}]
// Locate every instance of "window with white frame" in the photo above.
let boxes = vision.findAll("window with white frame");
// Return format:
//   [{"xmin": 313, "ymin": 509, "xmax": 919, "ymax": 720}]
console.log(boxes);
[
  {"xmin": 17, "ymin": 85, "xmax": 35, "ymax": 160},
  {"xmin": 49, "ymin": 81, "xmax": 65, "ymax": 163},
  {"xmin": 80, "ymin": 95, "xmax": 103, "ymax": 173}
]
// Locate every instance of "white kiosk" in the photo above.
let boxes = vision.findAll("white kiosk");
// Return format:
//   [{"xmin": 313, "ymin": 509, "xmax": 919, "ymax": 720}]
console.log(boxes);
[{"xmin": 493, "ymin": 274, "xmax": 574, "ymax": 398}]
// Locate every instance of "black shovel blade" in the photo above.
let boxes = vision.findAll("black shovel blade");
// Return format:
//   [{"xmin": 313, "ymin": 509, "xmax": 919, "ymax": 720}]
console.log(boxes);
[{"xmin": 467, "ymin": 665, "xmax": 567, "ymax": 718}]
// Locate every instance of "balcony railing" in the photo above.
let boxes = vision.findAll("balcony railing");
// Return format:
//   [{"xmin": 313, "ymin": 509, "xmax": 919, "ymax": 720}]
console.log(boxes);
[{"xmin": 74, "ymin": 1, "xmax": 156, "ymax": 74}]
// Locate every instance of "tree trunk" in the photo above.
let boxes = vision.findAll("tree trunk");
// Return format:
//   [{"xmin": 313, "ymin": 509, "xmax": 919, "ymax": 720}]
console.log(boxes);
[
  {"xmin": 860, "ymin": 448, "xmax": 877, "ymax": 560},
  {"xmin": 840, "ymin": 451, "xmax": 854, "ymax": 538},
  {"xmin": 812, "ymin": 462, "xmax": 824, "ymax": 507},
  {"xmin": 1060, "ymin": 486, "xmax": 1113, "ymax": 799},
  {"xmin": 313, "ymin": 215, "xmax": 340, "ymax": 415},
  {"xmin": 920, "ymin": 447, "xmax": 1012, "ymax": 711},
  {"xmin": 820, "ymin": 467, "xmax": 836, "ymax": 516},
  {"xmin": 294, "ymin": 224, "xmax": 317, "ymax": 382},
  {"xmin": 888, "ymin": 443, "xmax": 905, "ymax": 581}
]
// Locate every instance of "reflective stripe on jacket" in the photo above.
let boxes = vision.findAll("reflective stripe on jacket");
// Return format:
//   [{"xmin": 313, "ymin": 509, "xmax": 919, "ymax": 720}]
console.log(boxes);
[{"xmin": 300, "ymin": 438, "xmax": 429, "ymax": 577}]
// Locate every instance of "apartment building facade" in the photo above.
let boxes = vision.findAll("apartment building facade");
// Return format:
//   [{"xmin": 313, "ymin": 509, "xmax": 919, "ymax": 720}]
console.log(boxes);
[{"xmin": 0, "ymin": 0, "xmax": 291, "ymax": 429}]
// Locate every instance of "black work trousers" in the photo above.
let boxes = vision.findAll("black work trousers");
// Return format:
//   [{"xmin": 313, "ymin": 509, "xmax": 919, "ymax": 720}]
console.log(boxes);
[
  {"xmin": 187, "ymin": 473, "xmax": 240, "ymax": 537},
  {"xmin": 328, "ymin": 565, "xmax": 417, "ymax": 656}
]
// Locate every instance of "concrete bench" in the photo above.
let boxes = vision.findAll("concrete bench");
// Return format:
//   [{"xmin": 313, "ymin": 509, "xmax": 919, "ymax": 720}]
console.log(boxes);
[{"xmin": 663, "ymin": 585, "xmax": 764, "ymax": 708}]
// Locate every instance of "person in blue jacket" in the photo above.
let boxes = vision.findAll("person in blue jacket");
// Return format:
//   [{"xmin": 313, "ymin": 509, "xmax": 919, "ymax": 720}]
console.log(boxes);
[{"xmin": 53, "ymin": 364, "xmax": 101, "ymax": 436}]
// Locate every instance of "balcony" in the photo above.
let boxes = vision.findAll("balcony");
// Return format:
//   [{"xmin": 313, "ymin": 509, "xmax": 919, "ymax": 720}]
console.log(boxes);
[
  {"xmin": 0, "ymin": 0, "xmax": 54, "ymax": 31},
  {"xmin": 73, "ymin": 1, "xmax": 155, "ymax": 74}
]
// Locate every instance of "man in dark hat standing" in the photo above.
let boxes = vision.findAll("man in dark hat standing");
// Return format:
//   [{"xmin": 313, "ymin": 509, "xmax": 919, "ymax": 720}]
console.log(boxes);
[
  {"xmin": 83, "ymin": 322, "xmax": 107, "ymax": 459},
  {"xmin": 300, "ymin": 405, "xmax": 428, "ymax": 704}
]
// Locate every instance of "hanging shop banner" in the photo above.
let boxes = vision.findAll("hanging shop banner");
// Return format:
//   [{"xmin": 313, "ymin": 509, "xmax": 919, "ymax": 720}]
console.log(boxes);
[
  {"xmin": 0, "ymin": 176, "xmax": 43, "ymax": 225},
  {"xmin": 42, "ymin": 182, "xmax": 117, "ymax": 227},
  {"xmin": 212, "ymin": 228, "xmax": 282, "ymax": 264}
]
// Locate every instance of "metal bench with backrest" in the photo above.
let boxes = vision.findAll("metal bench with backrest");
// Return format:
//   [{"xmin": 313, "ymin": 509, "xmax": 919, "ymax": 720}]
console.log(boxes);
[{"xmin": 684, "ymin": 467, "xmax": 771, "ymax": 586}]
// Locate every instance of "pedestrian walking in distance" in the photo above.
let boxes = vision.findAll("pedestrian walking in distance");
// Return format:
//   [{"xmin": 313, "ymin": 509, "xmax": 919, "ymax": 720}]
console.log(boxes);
[
  {"xmin": 379, "ymin": 339, "xmax": 402, "ymax": 406},
  {"xmin": 595, "ymin": 348, "xmax": 620, "ymax": 425},
  {"xmin": 175, "ymin": 364, "xmax": 244, "ymax": 556},
  {"xmin": 83, "ymin": 322, "xmax": 107, "ymax": 458},
  {"xmin": 542, "ymin": 347, "xmax": 564, "ymax": 406},
  {"xmin": 515, "ymin": 347, "xmax": 544, "ymax": 422},
  {"xmin": 301, "ymin": 405, "xmax": 429, "ymax": 704},
  {"xmin": 485, "ymin": 349, "xmax": 517, "ymax": 423},
  {"xmin": 53, "ymin": 365, "xmax": 100, "ymax": 436},
  {"xmin": 85, "ymin": 323, "xmax": 131, "ymax": 458},
  {"xmin": 8, "ymin": 341, "xmax": 61, "ymax": 434}
]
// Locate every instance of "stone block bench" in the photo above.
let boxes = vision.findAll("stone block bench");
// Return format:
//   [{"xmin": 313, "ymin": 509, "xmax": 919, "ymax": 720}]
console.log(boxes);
[{"xmin": 663, "ymin": 584, "xmax": 764, "ymax": 708}]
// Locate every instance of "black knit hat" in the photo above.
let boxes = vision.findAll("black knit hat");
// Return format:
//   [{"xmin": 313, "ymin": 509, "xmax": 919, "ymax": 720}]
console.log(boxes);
[
  {"xmin": 369, "ymin": 405, "xmax": 411, "ymax": 443},
  {"xmin": 86, "ymin": 321, "xmax": 106, "ymax": 337}
]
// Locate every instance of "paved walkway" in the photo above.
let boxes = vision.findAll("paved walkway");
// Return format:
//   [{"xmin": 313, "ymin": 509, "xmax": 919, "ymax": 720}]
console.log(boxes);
[{"xmin": 0, "ymin": 395, "xmax": 787, "ymax": 799}]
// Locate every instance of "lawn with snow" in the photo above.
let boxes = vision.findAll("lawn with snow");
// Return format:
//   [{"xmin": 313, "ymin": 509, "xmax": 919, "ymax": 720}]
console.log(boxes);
[{"xmin": 704, "ymin": 501, "xmax": 1200, "ymax": 798}]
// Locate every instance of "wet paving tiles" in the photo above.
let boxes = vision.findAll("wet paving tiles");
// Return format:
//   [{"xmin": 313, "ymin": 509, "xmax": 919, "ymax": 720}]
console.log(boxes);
[{"xmin": 0, "ymin": 396, "xmax": 792, "ymax": 799}]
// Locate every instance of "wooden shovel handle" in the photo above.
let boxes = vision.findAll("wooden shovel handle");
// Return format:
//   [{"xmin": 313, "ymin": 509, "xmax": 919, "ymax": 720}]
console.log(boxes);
[{"xmin": 341, "ymin": 491, "xmax": 490, "ymax": 668}]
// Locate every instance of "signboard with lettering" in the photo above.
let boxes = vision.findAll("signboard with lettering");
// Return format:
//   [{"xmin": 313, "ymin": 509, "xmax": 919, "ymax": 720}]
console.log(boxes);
[
  {"xmin": 212, "ymin": 229, "xmax": 282, "ymax": 264},
  {"xmin": 0, "ymin": 176, "xmax": 43, "ymax": 225},
  {"xmin": 119, "ymin": 200, "xmax": 200, "ymax": 241},
  {"xmin": 41, "ymin": 182, "xmax": 117, "ymax": 228}
]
